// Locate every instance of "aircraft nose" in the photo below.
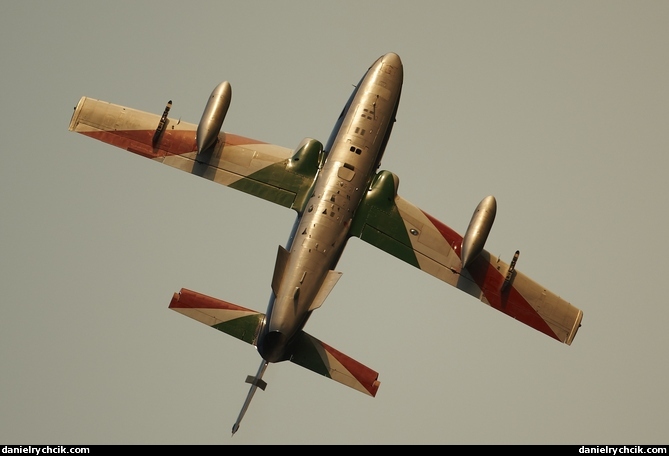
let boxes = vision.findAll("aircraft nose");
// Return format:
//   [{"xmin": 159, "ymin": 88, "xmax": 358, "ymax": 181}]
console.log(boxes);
[
  {"xmin": 376, "ymin": 52, "xmax": 403, "ymax": 81},
  {"xmin": 382, "ymin": 52, "xmax": 402, "ymax": 68},
  {"xmin": 258, "ymin": 330, "xmax": 288, "ymax": 363}
]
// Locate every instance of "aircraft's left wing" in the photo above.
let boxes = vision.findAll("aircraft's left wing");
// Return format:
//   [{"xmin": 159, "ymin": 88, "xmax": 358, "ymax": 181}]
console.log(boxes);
[
  {"xmin": 349, "ymin": 171, "xmax": 583, "ymax": 345},
  {"xmin": 68, "ymin": 97, "xmax": 322, "ymax": 212}
]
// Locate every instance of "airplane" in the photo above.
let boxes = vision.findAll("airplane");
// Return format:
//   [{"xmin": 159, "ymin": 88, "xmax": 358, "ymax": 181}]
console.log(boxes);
[{"xmin": 68, "ymin": 52, "xmax": 583, "ymax": 434}]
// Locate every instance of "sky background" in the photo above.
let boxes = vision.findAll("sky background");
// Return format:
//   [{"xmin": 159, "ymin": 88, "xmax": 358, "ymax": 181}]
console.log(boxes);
[{"xmin": 2, "ymin": 1, "xmax": 668, "ymax": 445}]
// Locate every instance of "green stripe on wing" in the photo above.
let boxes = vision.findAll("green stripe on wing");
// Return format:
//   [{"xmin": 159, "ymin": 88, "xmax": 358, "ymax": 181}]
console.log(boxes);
[
  {"xmin": 229, "ymin": 138, "xmax": 323, "ymax": 212},
  {"xmin": 349, "ymin": 170, "xmax": 420, "ymax": 268}
]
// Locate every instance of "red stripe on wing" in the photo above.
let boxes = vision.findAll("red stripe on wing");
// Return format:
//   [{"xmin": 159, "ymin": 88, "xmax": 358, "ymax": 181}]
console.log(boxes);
[
  {"xmin": 421, "ymin": 211, "xmax": 559, "ymax": 341},
  {"xmin": 83, "ymin": 130, "xmax": 269, "ymax": 160},
  {"xmin": 318, "ymin": 340, "xmax": 380, "ymax": 397}
]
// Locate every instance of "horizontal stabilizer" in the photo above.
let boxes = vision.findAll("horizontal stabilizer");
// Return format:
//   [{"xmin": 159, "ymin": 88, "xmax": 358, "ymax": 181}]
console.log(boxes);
[
  {"xmin": 169, "ymin": 289, "xmax": 379, "ymax": 396},
  {"xmin": 288, "ymin": 331, "xmax": 380, "ymax": 397},
  {"xmin": 169, "ymin": 288, "xmax": 264, "ymax": 346}
]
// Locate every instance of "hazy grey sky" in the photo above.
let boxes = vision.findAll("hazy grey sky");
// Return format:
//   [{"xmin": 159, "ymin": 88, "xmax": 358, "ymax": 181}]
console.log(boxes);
[{"xmin": 2, "ymin": 1, "xmax": 668, "ymax": 444}]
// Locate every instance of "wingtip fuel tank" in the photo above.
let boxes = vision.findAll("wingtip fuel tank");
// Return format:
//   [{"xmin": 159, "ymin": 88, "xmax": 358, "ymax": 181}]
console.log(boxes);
[
  {"xmin": 460, "ymin": 195, "xmax": 497, "ymax": 269},
  {"xmin": 197, "ymin": 81, "xmax": 232, "ymax": 154}
]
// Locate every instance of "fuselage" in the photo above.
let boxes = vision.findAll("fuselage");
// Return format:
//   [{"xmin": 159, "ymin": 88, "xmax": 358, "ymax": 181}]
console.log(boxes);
[{"xmin": 256, "ymin": 53, "xmax": 403, "ymax": 362}]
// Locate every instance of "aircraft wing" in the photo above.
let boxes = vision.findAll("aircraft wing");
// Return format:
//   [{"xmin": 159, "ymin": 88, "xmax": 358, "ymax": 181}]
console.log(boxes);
[
  {"xmin": 68, "ymin": 97, "xmax": 321, "ymax": 212},
  {"xmin": 349, "ymin": 171, "xmax": 583, "ymax": 345}
]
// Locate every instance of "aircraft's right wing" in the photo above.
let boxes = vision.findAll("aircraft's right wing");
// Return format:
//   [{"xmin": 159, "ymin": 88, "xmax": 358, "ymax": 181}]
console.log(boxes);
[
  {"xmin": 349, "ymin": 171, "xmax": 583, "ymax": 345},
  {"xmin": 68, "ymin": 97, "xmax": 322, "ymax": 212}
]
